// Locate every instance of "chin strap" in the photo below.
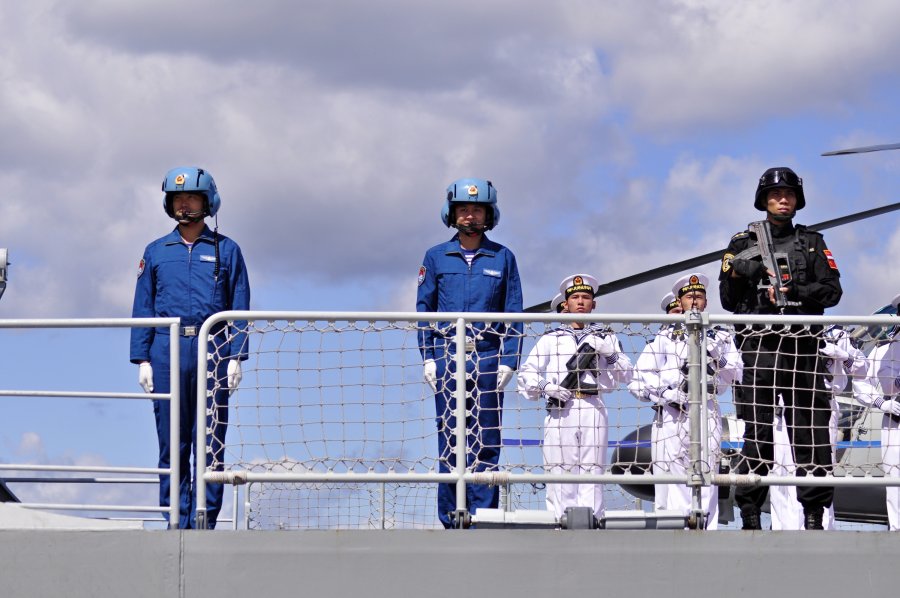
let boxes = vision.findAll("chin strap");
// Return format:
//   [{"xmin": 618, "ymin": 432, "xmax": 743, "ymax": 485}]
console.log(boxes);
[{"xmin": 769, "ymin": 211, "xmax": 795, "ymax": 222}]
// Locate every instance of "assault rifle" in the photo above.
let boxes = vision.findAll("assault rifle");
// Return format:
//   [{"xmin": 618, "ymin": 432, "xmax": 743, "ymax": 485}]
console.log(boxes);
[
  {"xmin": 560, "ymin": 342, "xmax": 599, "ymax": 396},
  {"xmin": 677, "ymin": 359, "xmax": 718, "ymax": 395},
  {"xmin": 733, "ymin": 220, "xmax": 801, "ymax": 313}
]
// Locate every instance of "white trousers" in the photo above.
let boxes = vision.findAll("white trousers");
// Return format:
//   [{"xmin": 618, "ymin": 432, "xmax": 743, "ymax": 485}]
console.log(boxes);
[
  {"xmin": 543, "ymin": 396, "xmax": 607, "ymax": 520},
  {"xmin": 769, "ymin": 398, "xmax": 838, "ymax": 530},
  {"xmin": 881, "ymin": 414, "xmax": 900, "ymax": 531},
  {"xmin": 652, "ymin": 398, "xmax": 721, "ymax": 529}
]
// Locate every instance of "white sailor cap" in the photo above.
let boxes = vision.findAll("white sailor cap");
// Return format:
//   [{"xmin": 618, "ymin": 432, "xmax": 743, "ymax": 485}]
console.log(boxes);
[
  {"xmin": 559, "ymin": 273, "xmax": 599, "ymax": 298},
  {"xmin": 550, "ymin": 293, "xmax": 565, "ymax": 313},
  {"xmin": 892, "ymin": 293, "xmax": 900, "ymax": 310},
  {"xmin": 661, "ymin": 292, "xmax": 679, "ymax": 313},
  {"xmin": 672, "ymin": 273, "xmax": 709, "ymax": 298}
]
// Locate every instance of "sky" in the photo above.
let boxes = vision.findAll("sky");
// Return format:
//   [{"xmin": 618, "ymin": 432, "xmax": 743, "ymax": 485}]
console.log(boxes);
[{"xmin": 1, "ymin": 0, "xmax": 900, "ymax": 526}]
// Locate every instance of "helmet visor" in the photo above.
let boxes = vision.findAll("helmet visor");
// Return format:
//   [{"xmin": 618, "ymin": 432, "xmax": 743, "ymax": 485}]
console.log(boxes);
[{"xmin": 759, "ymin": 169, "xmax": 802, "ymax": 189}]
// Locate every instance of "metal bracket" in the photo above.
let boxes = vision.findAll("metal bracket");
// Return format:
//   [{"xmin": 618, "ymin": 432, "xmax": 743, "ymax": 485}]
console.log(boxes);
[{"xmin": 450, "ymin": 509, "xmax": 471, "ymax": 529}]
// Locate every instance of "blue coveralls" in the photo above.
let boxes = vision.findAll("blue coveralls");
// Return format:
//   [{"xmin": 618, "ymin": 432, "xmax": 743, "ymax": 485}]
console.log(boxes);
[
  {"xmin": 416, "ymin": 234, "xmax": 523, "ymax": 528},
  {"xmin": 130, "ymin": 226, "xmax": 250, "ymax": 529}
]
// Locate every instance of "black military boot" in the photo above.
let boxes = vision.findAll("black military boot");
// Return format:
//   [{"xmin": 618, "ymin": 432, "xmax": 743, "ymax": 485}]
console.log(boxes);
[
  {"xmin": 804, "ymin": 507, "xmax": 824, "ymax": 530},
  {"xmin": 740, "ymin": 506, "xmax": 762, "ymax": 530}
]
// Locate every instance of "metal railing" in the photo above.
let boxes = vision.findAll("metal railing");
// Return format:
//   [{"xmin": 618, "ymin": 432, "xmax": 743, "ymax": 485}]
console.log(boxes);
[
  {"xmin": 192, "ymin": 310, "xmax": 900, "ymax": 530},
  {"xmin": 0, "ymin": 317, "xmax": 181, "ymax": 527}
]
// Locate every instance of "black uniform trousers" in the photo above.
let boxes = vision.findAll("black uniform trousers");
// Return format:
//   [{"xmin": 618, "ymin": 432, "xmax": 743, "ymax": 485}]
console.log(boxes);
[{"xmin": 733, "ymin": 329, "xmax": 834, "ymax": 512}]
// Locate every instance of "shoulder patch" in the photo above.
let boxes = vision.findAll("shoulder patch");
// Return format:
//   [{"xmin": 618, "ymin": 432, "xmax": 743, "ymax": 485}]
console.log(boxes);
[
  {"xmin": 417, "ymin": 265, "xmax": 426, "ymax": 286},
  {"xmin": 722, "ymin": 252, "xmax": 734, "ymax": 273},
  {"xmin": 137, "ymin": 258, "xmax": 145, "ymax": 278},
  {"xmin": 823, "ymin": 249, "xmax": 838, "ymax": 270}
]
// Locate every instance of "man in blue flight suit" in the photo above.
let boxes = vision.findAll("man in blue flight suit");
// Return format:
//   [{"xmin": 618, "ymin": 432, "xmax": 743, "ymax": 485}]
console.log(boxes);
[
  {"xmin": 130, "ymin": 167, "xmax": 250, "ymax": 529},
  {"xmin": 416, "ymin": 178, "xmax": 523, "ymax": 528}
]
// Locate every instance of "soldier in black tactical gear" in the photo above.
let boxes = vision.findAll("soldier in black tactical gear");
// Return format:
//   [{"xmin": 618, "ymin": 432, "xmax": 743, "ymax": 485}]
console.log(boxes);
[{"xmin": 719, "ymin": 167, "xmax": 842, "ymax": 530}]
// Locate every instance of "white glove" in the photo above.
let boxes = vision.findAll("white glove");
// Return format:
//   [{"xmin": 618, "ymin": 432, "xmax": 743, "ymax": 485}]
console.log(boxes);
[
  {"xmin": 819, "ymin": 343, "xmax": 849, "ymax": 361},
  {"xmin": 706, "ymin": 329, "xmax": 730, "ymax": 361},
  {"xmin": 138, "ymin": 362, "xmax": 154, "ymax": 393},
  {"xmin": 587, "ymin": 334, "xmax": 619, "ymax": 358},
  {"xmin": 661, "ymin": 387, "xmax": 687, "ymax": 407},
  {"xmin": 497, "ymin": 365, "xmax": 514, "ymax": 390},
  {"xmin": 423, "ymin": 359, "xmax": 437, "ymax": 393},
  {"xmin": 882, "ymin": 398, "xmax": 900, "ymax": 417},
  {"xmin": 707, "ymin": 338, "xmax": 726, "ymax": 362},
  {"xmin": 543, "ymin": 383, "xmax": 573, "ymax": 403},
  {"xmin": 227, "ymin": 360, "xmax": 243, "ymax": 395}
]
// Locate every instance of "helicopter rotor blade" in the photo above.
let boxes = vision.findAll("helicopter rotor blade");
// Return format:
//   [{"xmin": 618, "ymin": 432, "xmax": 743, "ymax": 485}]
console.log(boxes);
[
  {"xmin": 524, "ymin": 200, "xmax": 900, "ymax": 312},
  {"xmin": 822, "ymin": 143, "xmax": 900, "ymax": 156},
  {"xmin": 806, "ymin": 201, "xmax": 900, "ymax": 233}
]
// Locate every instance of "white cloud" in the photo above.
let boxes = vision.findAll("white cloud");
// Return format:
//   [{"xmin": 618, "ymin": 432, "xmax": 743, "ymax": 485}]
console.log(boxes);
[
  {"xmin": 17, "ymin": 431, "xmax": 44, "ymax": 456},
  {"xmin": 561, "ymin": 0, "xmax": 900, "ymax": 130},
  {"xmin": 0, "ymin": 0, "xmax": 896, "ymax": 321}
]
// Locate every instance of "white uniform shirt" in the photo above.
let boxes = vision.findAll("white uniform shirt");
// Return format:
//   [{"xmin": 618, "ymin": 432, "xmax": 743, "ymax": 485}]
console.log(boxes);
[
  {"xmin": 853, "ymin": 343, "xmax": 897, "ymax": 409},
  {"xmin": 821, "ymin": 327, "xmax": 867, "ymax": 395},
  {"xmin": 628, "ymin": 325, "xmax": 742, "ymax": 403},
  {"xmin": 518, "ymin": 323, "xmax": 633, "ymax": 402}
]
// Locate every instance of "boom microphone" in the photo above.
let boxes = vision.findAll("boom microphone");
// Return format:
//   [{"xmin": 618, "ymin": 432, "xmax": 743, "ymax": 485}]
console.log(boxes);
[
  {"xmin": 455, "ymin": 223, "xmax": 487, "ymax": 234},
  {"xmin": 176, "ymin": 209, "xmax": 206, "ymax": 223}
]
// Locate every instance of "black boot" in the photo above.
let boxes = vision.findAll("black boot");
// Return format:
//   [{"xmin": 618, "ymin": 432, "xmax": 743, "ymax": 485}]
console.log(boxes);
[
  {"xmin": 740, "ymin": 506, "xmax": 761, "ymax": 530},
  {"xmin": 804, "ymin": 507, "xmax": 824, "ymax": 530}
]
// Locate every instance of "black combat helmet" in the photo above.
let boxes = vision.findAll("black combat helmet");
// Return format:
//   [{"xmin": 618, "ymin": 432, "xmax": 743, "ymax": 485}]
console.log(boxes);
[{"xmin": 754, "ymin": 167, "xmax": 806, "ymax": 211}]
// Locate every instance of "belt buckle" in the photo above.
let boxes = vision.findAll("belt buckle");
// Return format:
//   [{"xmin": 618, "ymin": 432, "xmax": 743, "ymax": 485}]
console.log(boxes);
[
  {"xmin": 464, "ymin": 337, "xmax": 476, "ymax": 352},
  {"xmin": 182, "ymin": 325, "xmax": 197, "ymax": 337}
]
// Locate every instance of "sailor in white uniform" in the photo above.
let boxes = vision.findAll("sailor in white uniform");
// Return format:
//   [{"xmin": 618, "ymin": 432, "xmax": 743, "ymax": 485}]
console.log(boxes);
[
  {"xmin": 627, "ymin": 292, "xmax": 683, "ymax": 511},
  {"xmin": 629, "ymin": 274, "xmax": 742, "ymax": 528},
  {"xmin": 518, "ymin": 274, "xmax": 633, "ymax": 520},
  {"xmin": 853, "ymin": 293, "xmax": 900, "ymax": 530}
]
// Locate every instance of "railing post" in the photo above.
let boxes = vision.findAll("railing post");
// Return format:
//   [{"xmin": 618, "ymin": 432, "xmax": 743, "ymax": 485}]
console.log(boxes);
[
  {"xmin": 195, "ymin": 319, "xmax": 209, "ymax": 530},
  {"xmin": 232, "ymin": 483, "xmax": 240, "ymax": 531},
  {"xmin": 685, "ymin": 309, "xmax": 706, "ymax": 529},
  {"xmin": 453, "ymin": 317, "xmax": 468, "ymax": 527},
  {"xmin": 244, "ymin": 482, "xmax": 253, "ymax": 530},
  {"xmin": 168, "ymin": 320, "xmax": 181, "ymax": 529},
  {"xmin": 698, "ymin": 312, "xmax": 712, "ymax": 503}
]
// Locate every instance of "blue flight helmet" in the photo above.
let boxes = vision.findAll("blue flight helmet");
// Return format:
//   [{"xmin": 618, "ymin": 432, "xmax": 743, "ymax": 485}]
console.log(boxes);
[
  {"xmin": 440, "ymin": 178, "xmax": 500, "ymax": 231},
  {"xmin": 162, "ymin": 167, "xmax": 222, "ymax": 219}
]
